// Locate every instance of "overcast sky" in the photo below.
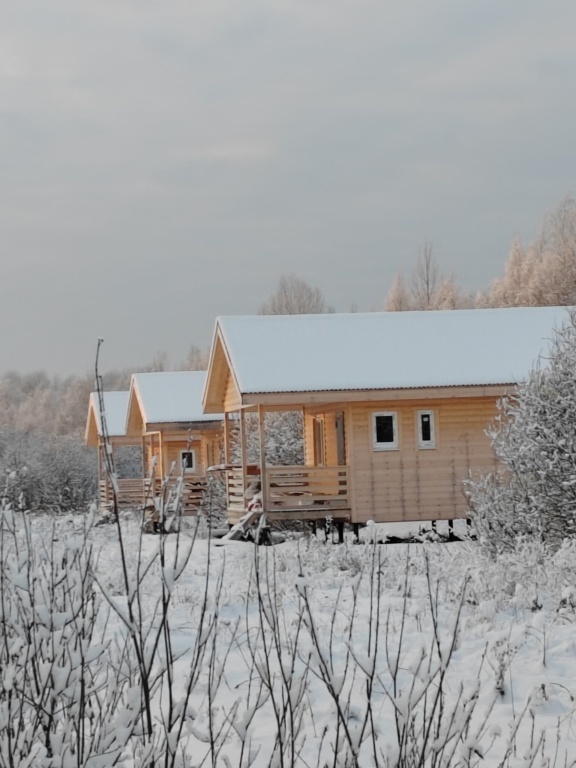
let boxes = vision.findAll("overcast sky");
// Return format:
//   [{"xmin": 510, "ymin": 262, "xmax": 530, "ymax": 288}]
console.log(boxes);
[{"xmin": 1, "ymin": 0, "xmax": 575, "ymax": 376}]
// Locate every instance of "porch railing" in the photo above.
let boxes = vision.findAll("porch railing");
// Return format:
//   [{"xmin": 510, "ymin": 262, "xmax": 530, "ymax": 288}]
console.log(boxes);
[
  {"xmin": 226, "ymin": 465, "xmax": 350, "ymax": 515},
  {"xmin": 99, "ymin": 475, "xmax": 206, "ymax": 515},
  {"xmin": 147, "ymin": 475, "xmax": 207, "ymax": 515},
  {"xmin": 99, "ymin": 478, "xmax": 145, "ymax": 509}
]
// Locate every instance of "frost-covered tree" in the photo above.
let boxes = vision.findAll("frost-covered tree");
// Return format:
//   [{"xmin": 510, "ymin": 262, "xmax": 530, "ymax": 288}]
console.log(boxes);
[
  {"xmin": 482, "ymin": 195, "xmax": 576, "ymax": 309},
  {"xmin": 230, "ymin": 412, "xmax": 305, "ymax": 467},
  {"xmin": 384, "ymin": 273, "xmax": 411, "ymax": 311},
  {"xmin": 468, "ymin": 309, "xmax": 576, "ymax": 552},
  {"xmin": 484, "ymin": 238, "xmax": 537, "ymax": 308}
]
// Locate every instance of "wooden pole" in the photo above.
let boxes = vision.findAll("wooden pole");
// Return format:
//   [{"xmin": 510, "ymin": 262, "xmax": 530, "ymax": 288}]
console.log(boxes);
[
  {"xmin": 240, "ymin": 410, "xmax": 247, "ymax": 501},
  {"xmin": 258, "ymin": 405, "xmax": 267, "ymax": 513},
  {"xmin": 159, "ymin": 433, "xmax": 165, "ymax": 482},
  {"xmin": 224, "ymin": 414, "xmax": 230, "ymax": 465}
]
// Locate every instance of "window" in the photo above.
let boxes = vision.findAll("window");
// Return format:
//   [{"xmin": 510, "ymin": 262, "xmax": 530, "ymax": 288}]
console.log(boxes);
[
  {"xmin": 417, "ymin": 410, "xmax": 436, "ymax": 449},
  {"xmin": 372, "ymin": 412, "xmax": 398, "ymax": 450},
  {"xmin": 180, "ymin": 450, "xmax": 196, "ymax": 472}
]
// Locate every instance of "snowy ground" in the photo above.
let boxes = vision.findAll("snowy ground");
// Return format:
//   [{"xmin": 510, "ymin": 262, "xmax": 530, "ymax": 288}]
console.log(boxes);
[{"xmin": 7, "ymin": 512, "xmax": 576, "ymax": 766}]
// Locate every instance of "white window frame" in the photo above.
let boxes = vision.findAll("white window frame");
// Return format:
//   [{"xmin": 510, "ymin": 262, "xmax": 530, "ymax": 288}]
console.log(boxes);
[
  {"xmin": 180, "ymin": 449, "xmax": 196, "ymax": 472},
  {"xmin": 417, "ymin": 410, "xmax": 436, "ymax": 449},
  {"xmin": 372, "ymin": 411, "xmax": 399, "ymax": 451}
]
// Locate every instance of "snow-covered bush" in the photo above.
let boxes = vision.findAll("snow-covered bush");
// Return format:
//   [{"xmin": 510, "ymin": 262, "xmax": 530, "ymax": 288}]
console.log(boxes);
[
  {"xmin": 114, "ymin": 444, "xmax": 143, "ymax": 479},
  {"xmin": 0, "ymin": 430, "xmax": 97, "ymax": 512},
  {"xmin": 3, "ymin": 506, "xmax": 576, "ymax": 767},
  {"xmin": 264, "ymin": 411, "xmax": 304, "ymax": 465},
  {"xmin": 468, "ymin": 309, "xmax": 576, "ymax": 552},
  {"xmin": 0, "ymin": 507, "xmax": 139, "ymax": 765},
  {"xmin": 198, "ymin": 469, "xmax": 228, "ymax": 529},
  {"xmin": 230, "ymin": 411, "xmax": 305, "ymax": 466}
]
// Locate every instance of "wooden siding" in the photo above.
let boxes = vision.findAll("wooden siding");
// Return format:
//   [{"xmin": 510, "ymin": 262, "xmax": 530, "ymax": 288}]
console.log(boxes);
[
  {"xmin": 224, "ymin": 370, "xmax": 242, "ymax": 411},
  {"xmin": 347, "ymin": 397, "xmax": 499, "ymax": 524},
  {"xmin": 204, "ymin": 330, "xmax": 242, "ymax": 413},
  {"xmin": 324, "ymin": 414, "xmax": 340, "ymax": 467},
  {"xmin": 303, "ymin": 412, "xmax": 315, "ymax": 466},
  {"xmin": 125, "ymin": 391, "xmax": 145, "ymax": 438}
]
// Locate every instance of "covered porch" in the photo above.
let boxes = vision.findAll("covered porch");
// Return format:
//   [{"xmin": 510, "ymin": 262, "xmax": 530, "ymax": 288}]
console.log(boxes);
[
  {"xmin": 221, "ymin": 404, "xmax": 351, "ymax": 525},
  {"xmin": 86, "ymin": 391, "xmax": 145, "ymax": 511},
  {"xmin": 141, "ymin": 428, "xmax": 218, "ymax": 515}
]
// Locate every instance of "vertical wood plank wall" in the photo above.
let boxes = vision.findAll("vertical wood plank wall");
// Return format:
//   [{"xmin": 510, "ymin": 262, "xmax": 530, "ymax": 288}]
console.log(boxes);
[
  {"xmin": 304, "ymin": 412, "xmax": 315, "ymax": 466},
  {"xmin": 348, "ymin": 397, "xmax": 499, "ymax": 523},
  {"xmin": 223, "ymin": 372, "xmax": 242, "ymax": 411},
  {"xmin": 146, "ymin": 432, "xmax": 221, "ymax": 478}
]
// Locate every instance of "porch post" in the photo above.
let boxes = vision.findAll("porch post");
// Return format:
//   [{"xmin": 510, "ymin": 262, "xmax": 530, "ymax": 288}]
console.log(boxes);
[
  {"xmin": 258, "ymin": 405, "xmax": 267, "ymax": 512},
  {"xmin": 223, "ymin": 414, "xmax": 230, "ymax": 465},
  {"xmin": 159, "ymin": 433, "xmax": 165, "ymax": 481},
  {"xmin": 98, "ymin": 440, "xmax": 106, "ymax": 505},
  {"xmin": 240, "ymin": 410, "xmax": 247, "ymax": 501},
  {"xmin": 111, "ymin": 443, "xmax": 117, "ymax": 506}
]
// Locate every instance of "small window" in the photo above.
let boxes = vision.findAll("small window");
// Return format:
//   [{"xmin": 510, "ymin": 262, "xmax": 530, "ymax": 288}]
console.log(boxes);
[
  {"xmin": 180, "ymin": 450, "xmax": 196, "ymax": 472},
  {"xmin": 417, "ymin": 411, "xmax": 435, "ymax": 449},
  {"xmin": 372, "ymin": 412, "xmax": 398, "ymax": 450}
]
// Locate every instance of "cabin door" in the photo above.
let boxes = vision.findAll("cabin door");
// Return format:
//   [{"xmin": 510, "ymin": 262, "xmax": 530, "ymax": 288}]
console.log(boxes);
[
  {"xmin": 335, "ymin": 412, "xmax": 346, "ymax": 466},
  {"xmin": 313, "ymin": 417, "xmax": 326, "ymax": 467}
]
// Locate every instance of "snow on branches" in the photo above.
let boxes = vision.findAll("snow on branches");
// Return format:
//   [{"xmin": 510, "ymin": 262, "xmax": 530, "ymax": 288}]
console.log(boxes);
[{"xmin": 469, "ymin": 309, "xmax": 576, "ymax": 552}]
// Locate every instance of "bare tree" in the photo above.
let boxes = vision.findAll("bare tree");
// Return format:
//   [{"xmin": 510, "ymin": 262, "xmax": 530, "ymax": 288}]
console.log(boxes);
[
  {"xmin": 180, "ymin": 344, "xmax": 209, "ymax": 371},
  {"xmin": 259, "ymin": 273, "xmax": 334, "ymax": 315},
  {"xmin": 410, "ymin": 241, "xmax": 439, "ymax": 309},
  {"xmin": 384, "ymin": 242, "xmax": 469, "ymax": 311}
]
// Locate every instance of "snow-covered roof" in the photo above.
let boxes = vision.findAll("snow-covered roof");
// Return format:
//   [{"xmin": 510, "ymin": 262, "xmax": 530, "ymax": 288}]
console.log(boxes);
[
  {"xmin": 131, "ymin": 371, "xmax": 223, "ymax": 424},
  {"xmin": 216, "ymin": 307, "xmax": 570, "ymax": 394},
  {"xmin": 89, "ymin": 391, "xmax": 130, "ymax": 437}
]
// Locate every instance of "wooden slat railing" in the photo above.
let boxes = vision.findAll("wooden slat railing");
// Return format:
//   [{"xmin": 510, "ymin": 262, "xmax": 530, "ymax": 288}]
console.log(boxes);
[
  {"xmin": 147, "ymin": 475, "xmax": 207, "ymax": 516},
  {"xmin": 266, "ymin": 466, "xmax": 349, "ymax": 512},
  {"xmin": 226, "ymin": 468, "xmax": 251, "ymax": 515},
  {"xmin": 225, "ymin": 465, "xmax": 349, "ymax": 516},
  {"xmin": 99, "ymin": 478, "xmax": 145, "ymax": 509}
]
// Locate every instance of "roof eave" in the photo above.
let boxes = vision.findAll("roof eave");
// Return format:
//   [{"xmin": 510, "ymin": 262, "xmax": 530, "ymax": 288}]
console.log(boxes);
[{"xmin": 239, "ymin": 382, "xmax": 515, "ymax": 407}]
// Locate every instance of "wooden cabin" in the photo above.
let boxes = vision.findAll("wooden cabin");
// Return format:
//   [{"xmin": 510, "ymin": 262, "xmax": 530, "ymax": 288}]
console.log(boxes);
[
  {"xmin": 125, "ymin": 371, "xmax": 223, "ymax": 514},
  {"xmin": 85, "ymin": 391, "xmax": 144, "ymax": 509},
  {"xmin": 202, "ymin": 306, "xmax": 568, "ymax": 528}
]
